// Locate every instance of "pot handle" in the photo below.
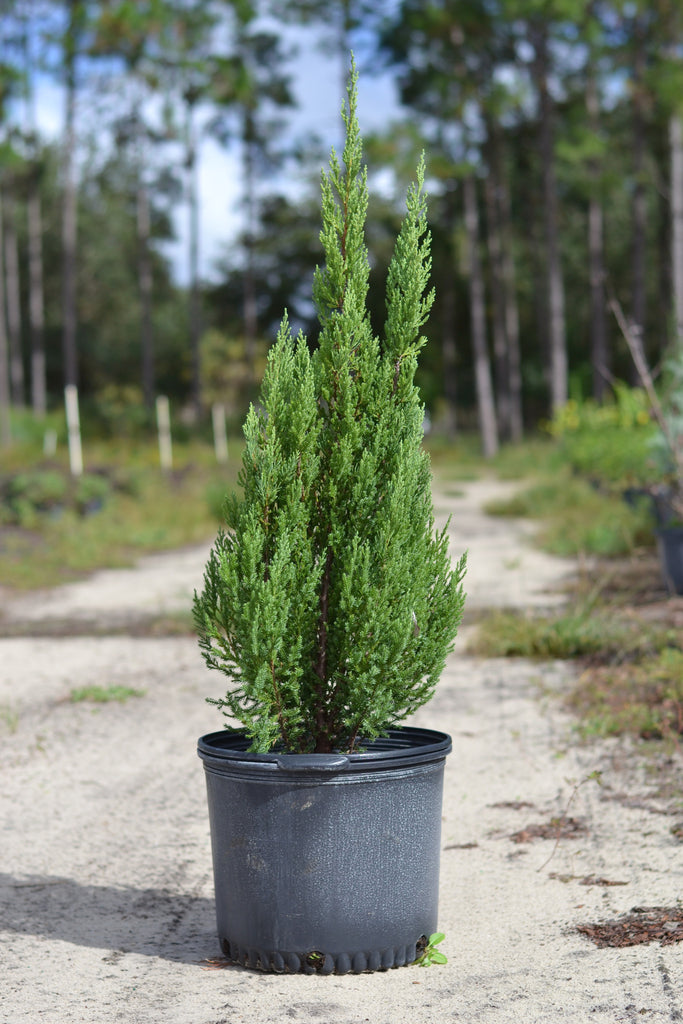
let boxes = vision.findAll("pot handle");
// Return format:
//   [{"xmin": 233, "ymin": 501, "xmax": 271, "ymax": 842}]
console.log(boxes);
[{"xmin": 275, "ymin": 754, "xmax": 350, "ymax": 773}]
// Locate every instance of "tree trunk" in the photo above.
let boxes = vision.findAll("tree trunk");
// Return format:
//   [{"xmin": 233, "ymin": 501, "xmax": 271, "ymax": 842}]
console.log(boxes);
[
  {"xmin": 186, "ymin": 102, "xmax": 202, "ymax": 419},
  {"xmin": 588, "ymin": 195, "xmax": 608, "ymax": 397},
  {"xmin": 441, "ymin": 280, "xmax": 458, "ymax": 436},
  {"xmin": 586, "ymin": 69, "xmax": 609, "ymax": 399},
  {"xmin": 463, "ymin": 174, "xmax": 498, "ymax": 458},
  {"xmin": 498, "ymin": 174, "xmax": 523, "ymax": 440},
  {"xmin": 671, "ymin": 113, "xmax": 683, "ymax": 349},
  {"xmin": 62, "ymin": 36, "xmax": 78, "ymax": 389},
  {"xmin": 0, "ymin": 193, "xmax": 11, "ymax": 446},
  {"xmin": 27, "ymin": 175, "xmax": 47, "ymax": 416},
  {"xmin": 531, "ymin": 20, "xmax": 567, "ymax": 412},
  {"xmin": 135, "ymin": 111, "xmax": 155, "ymax": 411},
  {"xmin": 138, "ymin": 174, "xmax": 155, "ymax": 410},
  {"xmin": 631, "ymin": 16, "xmax": 647, "ymax": 380},
  {"xmin": 23, "ymin": 8, "xmax": 47, "ymax": 416},
  {"xmin": 3, "ymin": 193, "xmax": 25, "ymax": 406},
  {"xmin": 243, "ymin": 109, "xmax": 257, "ymax": 389},
  {"xmin": 484, "ymin": 164, "xmax": 510, "ymax": 441},
  {"xmin": 658, "ymin": 179, "xmax": 672, "ymax": 355}
]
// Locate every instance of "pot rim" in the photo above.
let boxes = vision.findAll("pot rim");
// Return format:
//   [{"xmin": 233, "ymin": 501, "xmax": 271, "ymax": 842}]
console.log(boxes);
[{"xmin": 197, "ymin": 725, "xmax": 451, "ymax": 775}]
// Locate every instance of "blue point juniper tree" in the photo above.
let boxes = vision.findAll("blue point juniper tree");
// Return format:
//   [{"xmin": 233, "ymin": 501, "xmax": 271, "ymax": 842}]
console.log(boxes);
[{"xmin": 194, "ymin": 64, "xmax": 466, "ymax": 753}]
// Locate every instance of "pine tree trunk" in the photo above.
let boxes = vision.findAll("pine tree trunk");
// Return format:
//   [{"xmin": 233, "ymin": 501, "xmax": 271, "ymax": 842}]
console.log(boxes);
[
  {"xmin": 463, "ymin": 174, "xmax": 498, "ymax": 458},
  {"xmin": 23, "ymin": 10, "xmax": 47, "ymax": 416},
  {"xmin": 441, "ymin": 282, "xmax": 457, "ymax": 436},
  {"xmin": 588, "ymin": 195, "xmax": 608, "ymax": 397},
  {"xmin": 671, "ymin": 113, "xmax": 683, "ymax": 349},
  {"xmin": 658, "ymin": 180, "xmax": 672, "ymax": 355},
  {"xmin": 27, "ymin": 177, "xmax": 46, "ymax": 416},
  {"xmin": 586, "ymin": 70, "xmax": 609, "ymax": 399},
  {"xmin": 243, "ymin": 110, "xmax": 257, "ymax": 389},
  {"xmin": 186, "ymin": 103, "xmax": 202, "ymax": 419},
  {"xmin": 136, "ymin": 116, "xmax": 155, "ymax": 412},
  {"xmin": 62, "ymin": 44, "xmax": 78, "ymax": 389},
  {"xmin": 498, "ymin": 174, "xmax": 523, "ymax": 440},
  {"xmin": 631, "ymin": 18, "xmax": 647, "ymax": 380},
  {"xmin": 484, "ymin": 167, "xmax": 510, "ymax": 441},
  {"xmin": 3, "ymin": 193, "xmax": 25, "ymax": 406},
  {"xmin": 138, "ymin": 176, "xmax": 155, "ymax": 410},
  {"xmin": 531, "ymin": 20, "xmax": 567, "ymax": 412},
  {"xmin": 0, "ymin": 193, "xmax": 11, "ymax": 446}
]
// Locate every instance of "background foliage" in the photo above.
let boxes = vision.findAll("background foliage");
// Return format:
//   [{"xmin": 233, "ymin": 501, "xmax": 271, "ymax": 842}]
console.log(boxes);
[{"xmin": 1, "ymin": 0, "xmax": 683, "ymax": 451}]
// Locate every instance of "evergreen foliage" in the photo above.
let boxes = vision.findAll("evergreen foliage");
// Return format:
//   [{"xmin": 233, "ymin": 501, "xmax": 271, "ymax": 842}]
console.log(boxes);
[{"xmin": 194, "ymin": 64, "xmax": 466, "ymax": 753}]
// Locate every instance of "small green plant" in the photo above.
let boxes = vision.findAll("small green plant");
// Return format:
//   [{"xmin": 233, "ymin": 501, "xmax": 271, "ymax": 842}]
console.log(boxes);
[
  {"xmin": 414, "ymin": 932, "xmax": 447, "ymax": 966},
  {"xmin": 2, "ymin": 470, "xmax": 67, "ymax": 525},
  {"xmin": 74, "ymin": 473, "xmax": 111, "ymax": 515},
  {"xmin": 69, "ymin": 685, "xmax": 146, "ymax": 704},
  {"xmin": 0, "ymin": 468, "xmax": 113, "ymax": 526},
  {"xmin": 0, "ymin": 703, "xmax": 19, "ymax": 733},
  {"xmin": 194, "ymin": 64, "xmax": 466, "ymax": 754}
]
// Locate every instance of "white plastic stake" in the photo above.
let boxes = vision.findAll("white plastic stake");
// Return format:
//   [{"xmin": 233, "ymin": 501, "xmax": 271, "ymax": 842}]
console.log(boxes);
[
  {"xmin": 212, "ymin": 402, "xmax": 228, "ymax": 463},
  {"xmin": 64, "ymin": 384, "xmax": 83, "ymax": 476},
  {"xmin": 156, "ymin": 394, "xmax": 173, "ymax": 470}
]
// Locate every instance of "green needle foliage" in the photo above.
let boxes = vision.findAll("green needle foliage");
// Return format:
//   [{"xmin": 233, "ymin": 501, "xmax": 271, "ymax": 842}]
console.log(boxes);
[{"xmin": 194, "ymin": 63, "xmax": 466, "ymax": 754}]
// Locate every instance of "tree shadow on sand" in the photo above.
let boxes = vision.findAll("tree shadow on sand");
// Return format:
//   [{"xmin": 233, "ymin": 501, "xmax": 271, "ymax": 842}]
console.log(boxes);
[{"xmin": 1, "ymin": 873, "xmax": 219, "ymax": 964}]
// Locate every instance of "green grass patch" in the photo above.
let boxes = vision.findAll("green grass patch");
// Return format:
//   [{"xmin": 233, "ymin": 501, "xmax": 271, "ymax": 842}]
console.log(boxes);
[
  {"xmin": 468, "ymin": 607, "xmax": 638, "ymax": 661},
  {"xmin": 470, "ymin": 596, "xmax": 683, "ymax": 743},
  {"xmin": 69, "ymin": 685, "xmax": 146, "ymax": 704},
  {"xmin": 426, "ymin": 434, "xmax": 562, "ymax": 483},
  {"xmin": 0, "ymin": 703, "xmax": 19, "ymax": 733},
  {"xmin": 488, "ymin": 438, "xmax": 565, "ymax": 480},
  {"xmin": 0, "ymin": 440, "xmax": 243, "ymax": 589},
  {"xmin": 484, "ymin": 472, "xmax": 655, "ymax": 557},
  {"xmin": 567, "ymin": 648, "xmax": 683, "ymax": 740}
]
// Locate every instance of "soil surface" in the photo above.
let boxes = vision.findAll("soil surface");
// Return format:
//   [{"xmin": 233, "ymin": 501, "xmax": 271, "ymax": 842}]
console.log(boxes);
[{"xmin": 2, "ymin": 477, "xmax": 683, "ymax": 1023}]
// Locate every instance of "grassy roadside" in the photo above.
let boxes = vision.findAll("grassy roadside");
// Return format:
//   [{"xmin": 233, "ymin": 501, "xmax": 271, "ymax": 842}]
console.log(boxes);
[
  {"xmin": 3, "ymin": 431, "xmax": 681, "ymax": 748},
  {"xmin": 0, "ymin": 433, "xmax": 552, "ymax": 591},
  {"xmin": 0, "ymin": 440, "xmax": 243, "ymax": 589},
  {"xmin": 461, "ymin": 443, "xmax": 683, "ymax": 745},
  {"xmin": 469, "ymin": 545, "xmax": 683, "ymax": 745},
  {"xmin": 430, "ymin": 434, "xmax": 683, "ymax": 746}
]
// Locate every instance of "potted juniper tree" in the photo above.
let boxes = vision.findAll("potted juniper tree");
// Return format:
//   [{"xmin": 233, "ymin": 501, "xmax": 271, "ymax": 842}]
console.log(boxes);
[{"xmin": 194, "ymin": 65, "xmax": 466, "ymax": 975}]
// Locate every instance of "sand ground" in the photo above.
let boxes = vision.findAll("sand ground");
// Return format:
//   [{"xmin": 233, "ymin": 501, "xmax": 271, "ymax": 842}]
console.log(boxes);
[{"xmin": 1, "ymin": 478, "xmax": 682, "ymax": 1023}]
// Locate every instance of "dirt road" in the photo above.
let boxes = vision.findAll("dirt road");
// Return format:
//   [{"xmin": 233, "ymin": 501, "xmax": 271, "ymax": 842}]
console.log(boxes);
[{"xmin": 1, "ymin": 479, "xmax": 682, "ymax": 1023}]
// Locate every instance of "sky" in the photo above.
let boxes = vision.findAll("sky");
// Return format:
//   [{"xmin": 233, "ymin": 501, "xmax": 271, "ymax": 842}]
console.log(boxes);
[
  {"xmin": 31, "ymin": 23, "xmax": 401, "ymax": 287},
  {"xmin": 166, "ymin": 33, "xmax": 400, "ymax": 285}
]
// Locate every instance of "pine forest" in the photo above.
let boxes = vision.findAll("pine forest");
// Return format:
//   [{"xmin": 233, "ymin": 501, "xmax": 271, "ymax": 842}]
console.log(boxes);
[{"xmin": 1, "ymin": 0, "xmax": 683, "ymax": 454}]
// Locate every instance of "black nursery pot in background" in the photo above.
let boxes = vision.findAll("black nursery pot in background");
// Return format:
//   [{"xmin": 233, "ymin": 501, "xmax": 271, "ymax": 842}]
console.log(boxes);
[
  {"xmin": 197, "ymin": 726, "xmax": 451, "ymax": 974},
  {"xmin": 657, "ymin": 526, "xmax": 683, "ymax": 595}
]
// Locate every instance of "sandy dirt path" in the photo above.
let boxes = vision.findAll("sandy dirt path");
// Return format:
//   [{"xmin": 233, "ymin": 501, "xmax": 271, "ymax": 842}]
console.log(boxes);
[{"xmin": 1, "ymin": 478, "xmax": 682, "ymax": 1023}]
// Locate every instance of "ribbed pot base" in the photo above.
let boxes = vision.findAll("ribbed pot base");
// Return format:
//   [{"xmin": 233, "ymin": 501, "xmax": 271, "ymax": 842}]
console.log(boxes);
[{"xmin": 219, "ymin": 937, "xmax": 423, "ymax": 974}]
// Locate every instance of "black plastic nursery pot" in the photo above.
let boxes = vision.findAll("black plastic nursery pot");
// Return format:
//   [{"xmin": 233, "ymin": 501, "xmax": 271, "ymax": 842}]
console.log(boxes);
[
  {"xmin": 657, "ymin": 526, "xmax": 683, "ymax": 595},
  {"xmin": 197, "ymin": 725, "xmax": 451, "ymax": 974}
]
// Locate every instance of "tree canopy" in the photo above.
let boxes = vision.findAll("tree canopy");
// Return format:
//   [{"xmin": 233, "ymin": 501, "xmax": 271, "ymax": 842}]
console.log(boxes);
[{"xmin": 1, "ymin": 0, "xmax": 683, "ymax": 445}]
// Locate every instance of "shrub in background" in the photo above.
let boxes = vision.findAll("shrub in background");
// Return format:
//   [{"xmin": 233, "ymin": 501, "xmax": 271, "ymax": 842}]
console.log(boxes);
[{"xmin": 548, "ymin": 383, "xmax": 657, "ymax": 487}]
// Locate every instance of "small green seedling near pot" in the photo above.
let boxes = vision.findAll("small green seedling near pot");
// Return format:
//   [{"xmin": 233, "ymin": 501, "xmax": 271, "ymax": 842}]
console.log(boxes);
[
  {"xmin": 69, "ymin": 685, "xmax": 146, "ymax": 704},
  {"xmin": 414, "ymin": 932, "xmax": 448, "ymax": 966}
]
